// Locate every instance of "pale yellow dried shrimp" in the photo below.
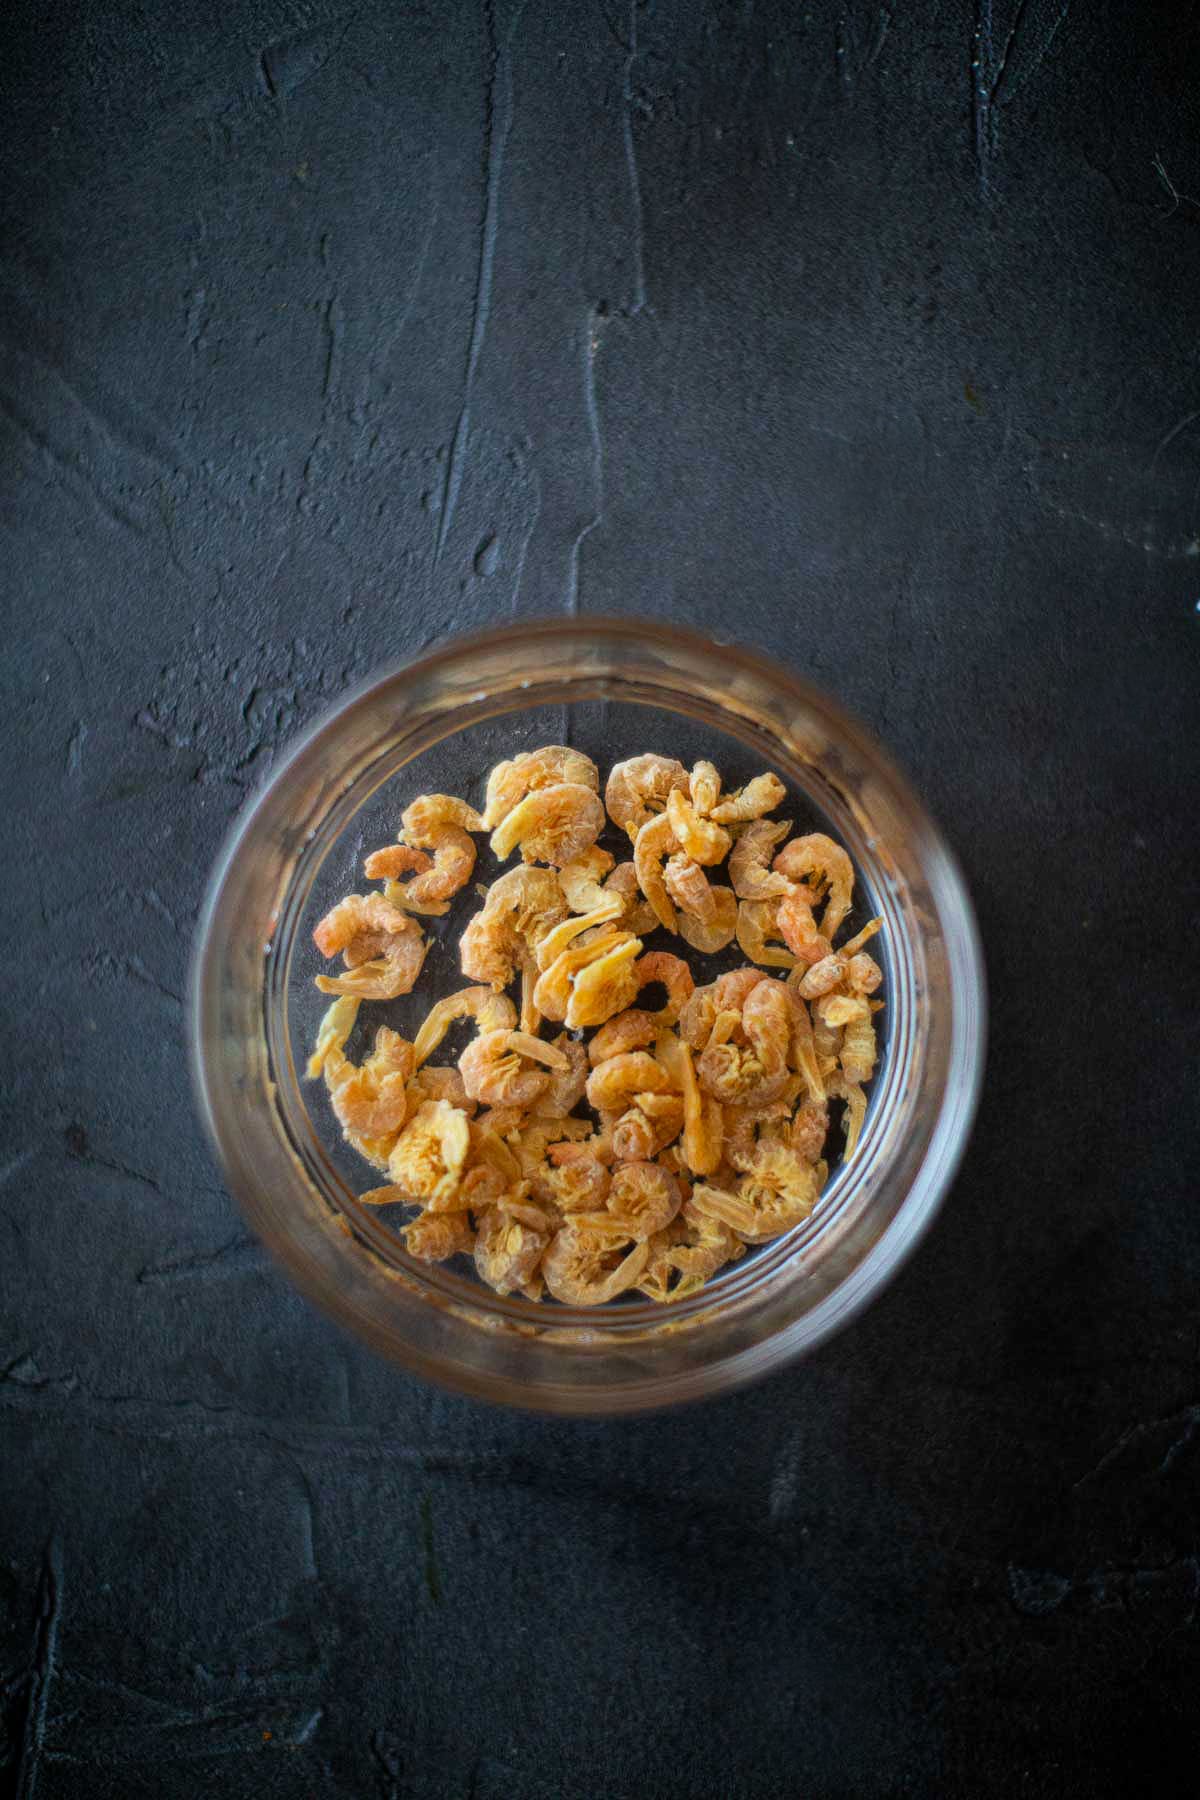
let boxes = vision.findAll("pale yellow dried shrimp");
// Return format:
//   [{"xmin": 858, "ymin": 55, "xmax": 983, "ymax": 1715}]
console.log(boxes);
[
  {"xmin": 605, "ymin": 754, "xmax": 689, "ymax": 839},
  {"xmin": 306, "ymin": 746, "xmax": 884, "ymax": 1304},
  {"xmin": 412, "ymin": 986, "xmax": 518, "ymax": 1064},
  {"xmin": 663, "ymin": 852, "xmax": 719, "ymax": 925},
  {"xmin": 324, "ymin": 1026, "xmax": 415, "ymax": 1140},
  {"xmin": 677, "ymin": 884, "xmax": 738, "ymax": 954},
  {"xmin": 481, "ymin": 746, "xmax": 599, "ymax": 831},
  {"xmin": 489, "ymin": 783, "xmax": 605, "ymax": 867},
  {"xmin": 558, "ymin": 845, "xmax": 615, "ymax": 911},
  {"xmin": 312, "ymin": 892, "xmax": 428, "ymax": 1000}
]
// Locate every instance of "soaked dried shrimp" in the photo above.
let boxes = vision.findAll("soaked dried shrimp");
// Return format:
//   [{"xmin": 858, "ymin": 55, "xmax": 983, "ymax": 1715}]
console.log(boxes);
[{"xmin": 307, "ymin": 745, "xmax": 884, "ymax": 1303}]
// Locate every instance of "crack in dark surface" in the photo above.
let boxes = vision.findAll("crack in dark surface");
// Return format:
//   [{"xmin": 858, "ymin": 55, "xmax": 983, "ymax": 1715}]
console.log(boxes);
[
  {"xmin": 434, "ymin": 0, "xmax": 529, "ymax": 564},
  {"xmin": 13, "ymin": 1538, "xmax": 64, "ymax": 1800},
  {"xmin": 135, "ymin": 1234, "xmax": 266, "ymax": 1285}
]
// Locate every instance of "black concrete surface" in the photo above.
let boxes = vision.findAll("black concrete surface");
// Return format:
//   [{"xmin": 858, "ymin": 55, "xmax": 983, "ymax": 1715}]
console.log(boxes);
[{"xmin": 3, "ymin": 2, "xmax": 1199, "ymax": 1794}]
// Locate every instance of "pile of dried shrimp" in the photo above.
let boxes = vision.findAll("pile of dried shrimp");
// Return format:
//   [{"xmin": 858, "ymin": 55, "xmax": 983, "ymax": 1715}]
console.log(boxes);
[{"xmin": 308, "ymin": 747, "xmax": 883, "ymax": 1305}]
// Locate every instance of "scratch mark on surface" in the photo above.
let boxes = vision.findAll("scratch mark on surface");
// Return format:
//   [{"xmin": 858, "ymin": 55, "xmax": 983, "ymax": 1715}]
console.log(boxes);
[
  {"xmin": 321, "ymin": 295, "xmax": 344, "ymax": 400},
  {"xmin": 87, "ymin": 951, "xmax": 184, "ymax": 1008},
  {"xmin": 620, "ymin": 1, "xmax": 647, "ymax": 315},
  {"xmin": 65, "ymin": 723, "xmax": 87, "ymax": 780},
  {"xmin": 565, "ymin": 307, "xmax": 606, "ymax": 615},
  {"xmin": 294, "ymin": 1465, "xmax": 320, "ymax": 1580},
  {"xmin": 1000, "ymin": 0, "xmax": 1071, "ymax": 106},
  {"xmin": 988, "ymin": 0, "xmax": 1032, "ymax": 112},
  {"xmin": 971, "ymin": 0, "xmax": 995, "ymax": 200},
  {"xmin": 434, "ymin": 0, "xmax": 529, "ymax": 562},
  {"xmin": 1152, "ymin": 153, "xmax": 1200, "ymax": 218},
  {"xmin": 0, "ymin": 394, "xmax": 147, "ymax": 542},
  {"xmin": 1151, "ymin": 409, "xmax": 1200, "ymax": 471},
  {"xmin": 365, "ymin": 192, "xmax": 441, "ymax": 400},
  {"xmin": 1073, "ymin": 1400, "xmax": 1200, "ymax": 1488},
  {"xmin": 15, "ymin": 1537, "xmax": 64, "ymax": 1800},
  {"xmin": 137, "ymin": 1234, "xmax": 265, "ymax": 1285},
  {"xmin": 865, "ymin": 6, "xmax": 892, "ymax": 68},
  {"xmin": 65, "ymin": 1126, "xmax": 162, "ymax": 1195},
  {"xmin": 971, "ymin": 0, "xmax": 1070, "ymax": 199}
]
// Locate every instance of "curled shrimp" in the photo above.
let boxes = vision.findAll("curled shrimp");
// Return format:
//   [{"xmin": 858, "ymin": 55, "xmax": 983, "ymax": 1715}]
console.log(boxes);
[
  {"xmin": 677, "ymin": 885, "xmax": 738, "ymax": 954},
  {"xmin": 460, "ymin": 867, "xmax": 567, "ymax": 988},
  {"xmin": 633, "ymin": 812, "xmax": 679, "ymax": 933},
  {"xmin": 585, "ymin": 1050, "xmax": 675, "ymax": 1113},
  {"xmin": 697, "ymin": 977, "xmax": 790, "ymax": 1106},
  {"xmin": 605, "ymin": 753, "xmax": 689, "ymax": 840},
  {"xmin": 679, "ymin": 968, "xmax": 764, "ymax": 1049},
  {"xmin": 735, "ymin": 898, "xmax": 797, "ymax": 970},
  {"xmin": 728, "ymin": 818, "xmax": 793, "ymax": 900},
  {"xmin": 632, "ymin": 951, "xmax": 694, "ymax": 1025},
  {"xmin": 481, "ymin": 745, "xmax": 599, "ymax": 830},
  {"xmin": 691, "ymin": 1146, "xmax": 819, "ymax": 1242},
  {"xmin": 722, "ymin": 1098, "xmax": 790, "ymax": 1173},
  {"xmin": 664, "ymin": 854, "xmax": 718, "ymax": 924},
  {"xmin": 772, "ymin": 831, "xmax": 855, "ymax": 941},
  {"xmin": 636, "ymin": 1202, "xmax": 744, "ymax": 1301},
  {"xmin": 313, "ymin": 891, "xmax": 412, "ymax": 959},
  {"xmin": 473, "ymin": 1207, "xmax": 550, "ymax": 1295},
  {"xmin": 558, "ymin": 845, "xmax": 615, "ymax": 912},
  {"xmin": 306, "ymin": 995, "xmax": 360, "ymax": 1079},
  {"xmin": 605, "ymin": 1161, "xmax": 682, "ymax": 1240},
  {"xmin": 398, "ymin": 795, "xmax": 479, "ymax": 905},
  {"xmin": 689, "ymin": 759, "xmax": 722, "ymax": 815},
  {"xmin": 541, "ymin": 1221, "xmax": 650, "ymax": 1306},
  {"xmin": 404, "ymin": 1211, "xmax": 475, "ymax": 1264},
  {"xmin": 588, "ymin": 1008, "xmax": 658, "ymax": 1064},
  {"xmin": 709, "ymin": 771, "xmax": 787, "ymax": 824},
  {"xmin": 610, "ymin": 1094, "xmax": 685, "ymax": 1161},
  {"xmin": 313, "ymin": 895, "xmax": 427, "ymax": 1000},
  {"xmin": 489, "ymin": 783, "xmax": 605, "ymax": 867},
  {"xmin": 665, "ymin": 787, "xmax": 731, "ymax": 865},
  {"xmin": 412, "ymin": 986, "xmax": 518, "ymax": 1065},
  {"xmin": 362, "ymin": 843, "xmax": 432, "ymax": 883},
  {"xmin": 386, "ymin": 1098, "xmax": 471, "ymax": 1207},
  {"xmin": 325, "ymin": 1026, "xmax": 414, "ymax": 1139},
  {"xmin": 537, "ymin": 1150, "xmax": 611, "ymax": 1214},
  {"xmin": 459, "ymin": 1028, "xmax": 569, "ymax": 1108},
  {"xmin": 775, "ymin": 887, "xmax": 832, "ymax": 966}
]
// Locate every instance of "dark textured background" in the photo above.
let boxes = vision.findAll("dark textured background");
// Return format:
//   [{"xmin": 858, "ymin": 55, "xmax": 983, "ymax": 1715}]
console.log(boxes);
[{"xmin": 3, "ymin": 1, "xmax": 1199, "ymax": 1794}]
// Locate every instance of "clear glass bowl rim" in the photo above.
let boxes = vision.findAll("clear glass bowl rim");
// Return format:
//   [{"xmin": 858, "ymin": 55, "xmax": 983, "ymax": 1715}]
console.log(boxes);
[{"xmin": 190, "ymin": 616, "xmax": 987, "ymax": 1414}]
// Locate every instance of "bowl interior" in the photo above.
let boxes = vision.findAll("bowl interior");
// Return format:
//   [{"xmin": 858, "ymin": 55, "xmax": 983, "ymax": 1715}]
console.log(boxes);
[{"xmin": 281, "ymin": 695, "xmax": 900, "ymax": 1314}]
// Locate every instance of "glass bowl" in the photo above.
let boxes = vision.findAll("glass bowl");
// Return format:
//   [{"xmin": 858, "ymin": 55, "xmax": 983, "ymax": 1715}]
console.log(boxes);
[{"xmin": 190, "ymin": 618, "xmax": 985, "ymax": 1415}]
